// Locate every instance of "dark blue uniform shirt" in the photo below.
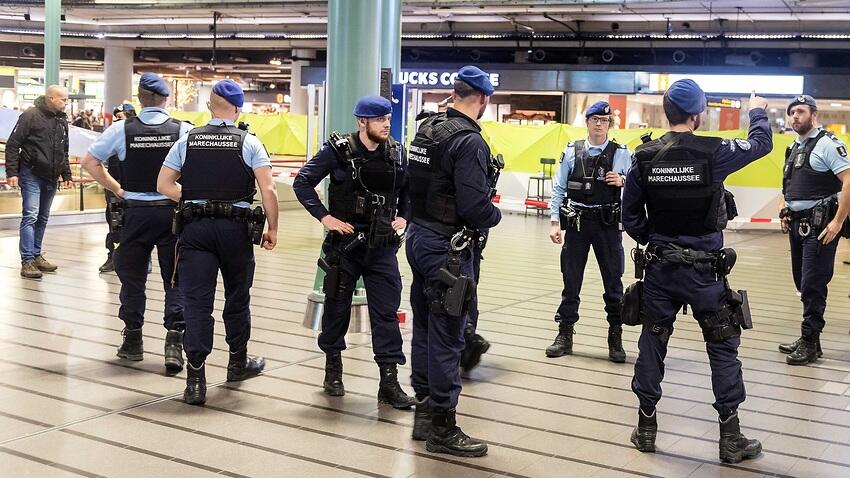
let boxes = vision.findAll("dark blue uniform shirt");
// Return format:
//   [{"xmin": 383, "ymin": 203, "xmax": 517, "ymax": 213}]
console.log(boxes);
[
  {"xmin": 622, "ymin": 108, "xmax": 773, "ymax": 251},
  {"xmin": 293, "ymin": 134, "xmax": 410, "ymax": 225},
  {"xmin": 439, "ymin": 108, "xmax": 502, "ymax": 231}
]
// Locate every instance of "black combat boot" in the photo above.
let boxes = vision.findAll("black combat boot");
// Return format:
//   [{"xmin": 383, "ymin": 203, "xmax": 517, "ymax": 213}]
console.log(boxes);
[
  {"xmin": 718, "ymin": 413, "xmax": 762, "ymax": 463},
  {"xmin": 226, "ymin": 349, "xmax": 266, "ymax": 381},
  {"xmin": 412, "ymin": 397, "xmax": 432, "ymax": 441},
  {"xmin": 183, "ymin": 363, "xmax": 206, "ymax": 405},
  {"xmin": 460, "ymin": 326, "xmax": 491, "ymax": 372},
  {"xmin": 116, "ymin": 328, "xmax": 144, "ymax": 361},
  {"xmin": 163, "ymin": 330, "xmax": 184, "ymax": 375},
  {"xmin": 778, "ymin": 336, "xmax": 822, "ymax": 357},
  {"xmin": 545, "ymin": 322, "xmax": 574, "ymax": 357},
  {"xmin": 99, "ymin": 253, "xmax": 114, "ymax": 273},
  {"xmin": 426, "ymin": 408, "xmax": 488, "ymax": 457},
  {"xmin": 323, "ymin": 353, "xmax": 345, "ymax": 396},
  {"xmin": 377, "ymin": 363, "xmax": 416, "ymax": 409},
  {"xmin": 786, "ymin": 332, "xmax": 820, "ymax": 365},
  {"xmin": 630, "ymin": 408, "xmax": 657, "ymax": 452},
  {"xmin": 608, "ymin": 325, "xmax": 627, "ymax": 363}
]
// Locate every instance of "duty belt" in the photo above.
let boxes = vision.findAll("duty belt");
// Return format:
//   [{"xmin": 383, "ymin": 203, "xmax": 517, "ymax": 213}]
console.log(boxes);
[
  {"xmin": 780, "ymin": 200, "xmax": 834, "ymax": 238},
  {"xmin": 179, "ymin": 201, "xmax": 252, "ymax": 220},
  {"xmin": 573, "ymin": 204, "xmax": 621, "ymax": 222},
  {"xmin": 125, "ymin": 199, "xmax": 178, "ymax": 208},
  {"xmin": 638, "ymin": 243, "xmax": 737, "ymax": 279}
]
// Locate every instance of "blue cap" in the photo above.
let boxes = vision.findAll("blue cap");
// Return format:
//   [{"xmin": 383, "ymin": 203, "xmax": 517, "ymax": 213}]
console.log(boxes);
[
  {"xmin": 353, "ymin": 95, "xmax": 392, "ymax": 118},
  {"xmin": 113, "ymin": 103, "xmax": 135, "ymax": 115},
  {"xmin": 139, "ymin": 73, "xmax": 170, "ymax": 97},
  {"xmin": 585, "ymin": 101, "xmax": 611, "ymax": 118},
  {"xmin": 787, "ymin": 95, "xmax": 817, "ymax": 115},
  {"xmin": 212, "ymin": 79, "xmax": 244, "ymax": 108},
  {"xmin": 456, "ymin": 65, "xmax": 495, "ymax": 96},
  {"xmin": 665, "ymin": 79, "xmax": 706, "ymax": 115}
]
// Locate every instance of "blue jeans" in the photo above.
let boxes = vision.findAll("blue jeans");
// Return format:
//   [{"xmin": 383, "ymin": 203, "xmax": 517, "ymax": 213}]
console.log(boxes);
[{"xmin": 18, "ymin": 165, "xmax": 57, "ymax": 262}]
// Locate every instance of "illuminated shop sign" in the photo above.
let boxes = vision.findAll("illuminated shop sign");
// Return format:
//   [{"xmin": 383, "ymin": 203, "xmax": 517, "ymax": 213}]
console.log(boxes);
[
  {"xmin": 398, "ymin": 70, "xmax": 501, "ymax": 88},
  {"xmin": 646, "ymin": 73, "xmax": 803, "ymax": 95}
]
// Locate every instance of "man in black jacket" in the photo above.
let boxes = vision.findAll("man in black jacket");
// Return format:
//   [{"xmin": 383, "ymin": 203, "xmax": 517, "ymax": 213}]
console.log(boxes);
[{"xmin": 6, "ymin": 85, "xmax": 71, "ymax": 279}]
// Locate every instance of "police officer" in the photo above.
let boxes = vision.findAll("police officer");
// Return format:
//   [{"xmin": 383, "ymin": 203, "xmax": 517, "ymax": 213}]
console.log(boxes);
[
  {"xmin": 778, "ymin": 95, "xmax": 850, "ymax": 365},
  {"xmin": 623, "ymin": 80, "xmax": 771, "ymax": 463},
  {"xmin": 157, "ymin": 79, "xmax": 279, "ymax": 405},
  {"xmin": 546, "ymin": 101, "xmax": 631, "ymax": 363},
  {"xmin": 292, "ymin": 95, "xmax": 415, "ymax": 409},
  {"xmin": 407, "ymin": 66, "xmax": 501, "ymax": 457},
  {"xmin": 98, "ymin": 103, "xmax": 137, "ymax": 273},
  {"xmin": 81, "ymin": 74, "xmax": 190, "ymax": 375}
]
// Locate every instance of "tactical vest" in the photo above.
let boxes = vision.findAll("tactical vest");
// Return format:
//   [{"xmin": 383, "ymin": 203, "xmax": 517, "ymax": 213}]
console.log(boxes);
[
  {"xmin": 635, "ymin": 133, "xmax": 723, "ymax": 237},
  {"xmin": 408, "ymin": 112, "xmax": 479, "ymax": 234},
  {"xmin": 181, "ymin": 123, "xmax": 255, "ymax": 202},
  {"xmin": 327, "ymin": 133, "xmax": 404, "ymax": 224},
  {"xmin": 120, "ymin": 117, "xmax": 182, "ymax": 192},
  {"xmin": 106, "ymin": 155, "xmax": 121, "ymax": 183},
  {"xmin": 566, "ymin": 140, "xmax": 622, "ymax": 206},
  {"xmin": 782, "ymin": 130, "xmax": 842, "ymax": 202}
]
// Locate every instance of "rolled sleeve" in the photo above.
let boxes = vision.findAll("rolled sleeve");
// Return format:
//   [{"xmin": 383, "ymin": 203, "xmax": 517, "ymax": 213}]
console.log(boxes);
[{"xmin": 162, "ymin": 136, "xmax": 187, "ymax": 171}]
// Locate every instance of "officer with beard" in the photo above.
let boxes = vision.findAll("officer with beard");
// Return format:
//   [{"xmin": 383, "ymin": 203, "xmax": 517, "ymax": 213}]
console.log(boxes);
[
  {"xmin": 293, "ymin": 95, "xmax": 415, "ymax": 410},
  {"xmin": 406, "ymin": 66, "xmax": 501, "ymax": 457},
  {"xmin": 623, "ymin": 80, "xmax": 771, "ymax": 463},
  {"xmin": 778, "ymin": 95, "xmax": 850, "ymax": 365}
]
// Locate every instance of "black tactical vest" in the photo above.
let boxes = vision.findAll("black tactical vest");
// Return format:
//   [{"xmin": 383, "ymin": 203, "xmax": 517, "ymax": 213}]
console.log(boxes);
[
  {"xmin": 566, "ymin": 140, "xmax": 622, "ymax": 206},
  {"xmin": 635, "ymin": 132, "xmax": 723, "ymax": 236},
  {"xmin": 782, "ymin": 130, "xmax": 843, "ymax": 202},
  {"xmin": 181, "ymin": 123, "xmax": 255, "ymax": 202},
  {"xmin": 327, "ymin": 133, "xmax": 404, "ymax": 224},
  {"xmin": 408, "ymin": 112, "xmax": 479, "ymax": 235},
  {"xmin": 120, "ymin": 117, "xmax": 182, "ymax": 192}
]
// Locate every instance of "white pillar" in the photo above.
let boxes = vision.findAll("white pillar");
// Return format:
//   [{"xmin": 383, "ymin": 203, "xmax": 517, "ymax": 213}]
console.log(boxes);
[
  {"xmin": 104, "ymin": 46, "xmax": 134, "ymax": 114},
  {"xmin": 289, "ymin": 49, "xmax": 315, "ymax": 115}
]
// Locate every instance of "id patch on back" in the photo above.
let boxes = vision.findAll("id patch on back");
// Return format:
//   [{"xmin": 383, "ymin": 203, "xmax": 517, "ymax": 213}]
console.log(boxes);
[{"xmin": 645, "ymin": 162, "xmax": 709, "ymax": 186}]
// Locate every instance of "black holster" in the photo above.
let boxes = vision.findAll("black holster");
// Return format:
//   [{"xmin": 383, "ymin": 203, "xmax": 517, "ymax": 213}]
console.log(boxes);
[
  {"xmin": 431, "ymin": 253, "xmax": 475, "ymax": 318},
  {"xmin": 319, "ymin": 233, "xmax": 367, "ymax": 300},
  {"xmin": 107, "ymin": 194, "xmax": 125, "ymax": 236},
  {"xmin": 620, "ymin": 280, "xmax": 644, "ymax": 327}
]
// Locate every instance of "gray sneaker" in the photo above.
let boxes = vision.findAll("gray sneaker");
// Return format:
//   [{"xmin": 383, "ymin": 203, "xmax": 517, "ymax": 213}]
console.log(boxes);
[
  {"xmin": 33, "ymin": 255, "xmax": 58, "ymax": 272},
  {"xmin": 21, "ymin": 261, "xmax": 43, "ymax": 279}
]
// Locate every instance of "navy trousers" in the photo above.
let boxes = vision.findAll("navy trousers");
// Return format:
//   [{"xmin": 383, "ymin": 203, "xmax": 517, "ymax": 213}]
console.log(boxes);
[
  {"xmin": 178, "ymin": 218, "xmax": 255, "ymax": 368},
  {"xmin": 789, "ymin": 218, "xmax": 839, "ymax": 335},
  {"xmin": 114, "ymin": 205, "xmax": 184, "ymax": 331},
  {"xmin": 317, "ymin": 234, "xmax": 406, "ymax": 365},
  {"xmin": 466, "ymin": 241, "xmax": 483, "ymax": 331},
  {"xmin": 555, "ymin": 218, "xmax": 625, "ymax": 326},
  {"xmin": 631, "ymin": 260, "xmax": 745, "ymax": 417},
  {"xmin": 406, "ymin": 223, "xmax": 472, "ymax": 411}
]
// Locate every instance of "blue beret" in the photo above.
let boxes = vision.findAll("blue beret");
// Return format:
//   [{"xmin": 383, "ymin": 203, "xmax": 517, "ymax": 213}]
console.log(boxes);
[
  {"xmin": 139, "ymin": 73, "xmax": 170, "ymax": 97},
  {"xmin": 787, "ymin": 95, "xmax": 817, "ymax": 115},
  {"xmin": 212, "ymin": 79, "xmax": 244, "ymax": 108},
  {"xmin": 457, "ymin": 65, "xmax": 495, "ymax": 96},
  {"xmin": 665, "ymin": 79, "xmax": 706, "ymax": 115},
  {"xmin": 585, "ymin": 101, "xmax": 611, "ymax": 118},
  {"xmin": 353, "ymin": 95, "xmax": 392, "ymax": 118},
  {"xmin": 113, "ymin": 103, "xmax": 135, "ymax": 115}
]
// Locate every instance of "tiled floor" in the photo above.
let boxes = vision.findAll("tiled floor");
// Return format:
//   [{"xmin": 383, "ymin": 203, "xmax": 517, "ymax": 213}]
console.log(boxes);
[{"xmin": 1, "ymin": 210, "xmax": 849, "ymax": 478}]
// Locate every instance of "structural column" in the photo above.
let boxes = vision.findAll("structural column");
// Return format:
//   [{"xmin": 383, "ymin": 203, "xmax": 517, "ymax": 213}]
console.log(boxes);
[
  {"xmin": 380, "ymin": 0, "xmax": 402, "ymax": 81},
  {"xmin": 325, "ymin": 0, "xmax": 381, "ymax": 133},
  {"xmin": 104, "ymin": 46, "xmax": 134, "ymax": 114},
  {"xmin": 44, "ymin": 0, "xmax": 61, "ymax": 88},
  {"xmin": 289, "ymin": 49, "xmax": 315, "ymax": 115}
]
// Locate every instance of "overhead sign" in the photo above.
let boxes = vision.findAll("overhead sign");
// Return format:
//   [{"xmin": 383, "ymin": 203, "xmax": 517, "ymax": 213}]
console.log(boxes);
[
  {"xmin": 706, "ymin": 96, "xmax": 742, "ymax": 109},
  {"xmin": 646, "ymin": 73, "xmax": 803, "ymax": 96},
  {"xmin": 397, "ymin": 70, "xmax": 500, "ymax": 88}
]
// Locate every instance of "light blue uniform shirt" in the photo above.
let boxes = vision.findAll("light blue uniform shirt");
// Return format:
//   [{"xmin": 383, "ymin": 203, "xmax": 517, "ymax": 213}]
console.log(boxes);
[
  {"xmin": 549, "ymin": 137, "xmax": 632, "ymax": 221},
  {"xmin": 88, "ymin": 107, "xmax": 192, "ymax": 201},
  {"xmin": 163, "ymin": 118, "xmax": 272, "ymax": 208},
  {"xmin": 786, "ymin": 127, "xmax": 850, "ymax": 212}
]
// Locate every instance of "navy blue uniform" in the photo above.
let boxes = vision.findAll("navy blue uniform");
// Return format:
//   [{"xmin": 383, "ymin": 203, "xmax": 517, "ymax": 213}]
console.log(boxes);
[
  {"xmin": 622, "ymin": 108, "xmax": 772, "ymax": 416},
  {"xmin": 87, "ymin": 107, "xmax": 192, "ymax": 332},
  {"xmin": 293, "ymin": 135, "xmax": 409, "ymax": 365},
  {"xmin": 407, "ymin": 108, "xmax": 502, "ymax": 411},
  {"xmin": 163, "ymin": 119, "xmax": 272, "ymax": 367}
]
